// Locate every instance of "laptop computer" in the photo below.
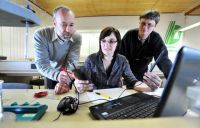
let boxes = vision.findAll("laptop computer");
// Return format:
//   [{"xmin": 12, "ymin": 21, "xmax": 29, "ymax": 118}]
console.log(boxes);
[{"xmin": 89, "ymin": 46, "xmax": 200, "ymax": 119}]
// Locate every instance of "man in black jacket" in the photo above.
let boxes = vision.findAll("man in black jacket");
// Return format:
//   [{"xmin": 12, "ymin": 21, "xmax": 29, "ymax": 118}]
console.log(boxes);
[{"xmin": 120, "ymin": 10, "xmax": 172, "ymax": 88}]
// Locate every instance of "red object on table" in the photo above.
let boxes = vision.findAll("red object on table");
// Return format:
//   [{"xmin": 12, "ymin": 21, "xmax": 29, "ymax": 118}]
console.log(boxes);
[{"xmin": 34, "ymin": 91, "xmax": 48, "ymax": 98}]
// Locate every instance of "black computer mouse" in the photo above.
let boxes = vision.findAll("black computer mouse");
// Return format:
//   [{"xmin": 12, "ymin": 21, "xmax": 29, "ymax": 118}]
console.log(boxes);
[{"xmin": 57, "ymin": 96, "xmax": 78, "ymax": 115}]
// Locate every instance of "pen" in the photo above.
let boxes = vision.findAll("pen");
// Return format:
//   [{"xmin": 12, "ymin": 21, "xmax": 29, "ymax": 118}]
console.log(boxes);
[
  {"xmin": 95, "ymin": 92, "xmax": 112, "ymax": 99},
  {"xmin": 149, "ymin": 50, "xmax": 165, "ymax": 72}
]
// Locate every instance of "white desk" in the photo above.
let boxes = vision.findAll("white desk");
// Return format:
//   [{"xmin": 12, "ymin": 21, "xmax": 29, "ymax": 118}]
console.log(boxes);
[
  {"xmin": 1, "ymin": 89, "xmax": 200, "ymax": 128},
  {"xmin": 1, "ymin": 117, "xmax": 200, "ymax": 128},
  {"xmin": 0, "ymin": 70, "xmax": 40, "ymax": 76},
  {"xmin": 0, "ymin": 61, "xmax": 41, "ymax": 83},
  {"xmin": 2, "ymin": 89, "xmax": 105, "ymax": 122},
  {"xmin": 0, "ymin": 61, "xmax": 40, "ymax": 76}
]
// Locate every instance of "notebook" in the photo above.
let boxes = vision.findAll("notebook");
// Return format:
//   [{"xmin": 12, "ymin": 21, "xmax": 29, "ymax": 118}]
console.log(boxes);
[{"xmin": 89, "ymin": 46, "xmax": 200, "ymax": 119}]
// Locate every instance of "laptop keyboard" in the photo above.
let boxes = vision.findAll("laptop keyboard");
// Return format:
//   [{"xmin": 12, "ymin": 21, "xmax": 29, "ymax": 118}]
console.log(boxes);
[
  {"xmin": 105, "ymin": 98, "xmax": 159, "ymax": 119},
  {"xmin": 89, "ymin": 93, "xmax": 160, "ymax": 120}
]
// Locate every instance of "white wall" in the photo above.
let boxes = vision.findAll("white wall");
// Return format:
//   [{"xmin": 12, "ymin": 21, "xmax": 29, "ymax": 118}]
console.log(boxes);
[
  {"xmin": 182, "ymin": 16, "xmax": 200, "ymax": 50},
  {"xmin": 75, "ymin": 13, "xmax": 185, "ymax": 61},
  {"xmin": 1, "ymin": 0, "xmax": 200, "ymax": 62},
  {"xmin": 75, "ymin": 13, "xmax": 185, "ymax": 39}
]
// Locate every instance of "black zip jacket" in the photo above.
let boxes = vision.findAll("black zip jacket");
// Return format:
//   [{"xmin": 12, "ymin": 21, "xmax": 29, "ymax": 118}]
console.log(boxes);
[{"xmin": 119, "ymin": 29, "xmax": 172, "ymax": 80}]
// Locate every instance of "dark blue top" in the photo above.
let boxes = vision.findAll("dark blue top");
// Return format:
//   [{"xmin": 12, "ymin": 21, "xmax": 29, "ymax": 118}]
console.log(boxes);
[{"xmin": 81, "ymin": 53, "xmax": 138, "ymax": 89}]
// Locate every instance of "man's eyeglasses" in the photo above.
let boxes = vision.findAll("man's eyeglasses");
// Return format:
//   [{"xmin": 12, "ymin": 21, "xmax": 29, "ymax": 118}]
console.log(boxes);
[
  {"xmin": 140, "ymin": 21, "xmax": 155, "ymax": 28},
  {"xmin": 101, "ymin": 39, "xmax": 117, "ymax": 44}
]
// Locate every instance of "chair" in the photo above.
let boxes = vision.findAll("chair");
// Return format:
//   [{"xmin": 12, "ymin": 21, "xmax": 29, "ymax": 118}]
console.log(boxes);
[
  {"xmin": 29, "ymin": 77, "xmax": 45, "ymax": 89},
  {"xmin": 30, "ymin": 64, "xmax": 45, "ymax": 89},
  {"xmin": 2, "ymin": 83, "xmax": 32, "ymax": 89},
  {"xmin": 0, "ymin": 56, "xmax": 7, "ymax": 60}
]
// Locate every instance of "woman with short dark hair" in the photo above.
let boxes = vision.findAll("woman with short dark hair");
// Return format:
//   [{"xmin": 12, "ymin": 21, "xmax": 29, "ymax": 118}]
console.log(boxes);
[{"xmin": 74, "ymin": 26, "xmax": 154, "ymax": 93}]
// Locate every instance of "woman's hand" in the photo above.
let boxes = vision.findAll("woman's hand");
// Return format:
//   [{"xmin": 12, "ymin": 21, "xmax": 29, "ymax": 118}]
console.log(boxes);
[
  {"xmin": 54, "ymin": 83, "xmax": 70, "ymax": 95},
  {"xmin": 133, "ymin": 81, "xmax": 152, "ymax": 92},
  {"xmin": 74, "ymin": 79, "xmax": 93, "ymax": 93}
]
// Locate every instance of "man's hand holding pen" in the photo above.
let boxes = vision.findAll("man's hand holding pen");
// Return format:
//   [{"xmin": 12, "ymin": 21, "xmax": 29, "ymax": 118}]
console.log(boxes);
[
  {"xmin": 58, "ymin": 67, "xmax": 74, "ymax": 85},
  {"xmin": 55, "ymin": 83, "xmax": 70, "ymax": 94},
  {"xmin": 143, "ymin": 72, "xmax": 162, "ymax": 91},
  {"xmin": 55, "ymin": 67, "xmax": 75, "ymax": 95}
]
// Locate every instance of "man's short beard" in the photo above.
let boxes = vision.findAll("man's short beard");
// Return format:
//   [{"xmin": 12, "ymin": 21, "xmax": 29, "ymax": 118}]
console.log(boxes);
[
  {"xmin": 55, "ymin": 28, "xmax": 72, "ymax": 41},
  {"xmin": 63, "ymin": 35, "xmax": 71, "ymax": 41}
]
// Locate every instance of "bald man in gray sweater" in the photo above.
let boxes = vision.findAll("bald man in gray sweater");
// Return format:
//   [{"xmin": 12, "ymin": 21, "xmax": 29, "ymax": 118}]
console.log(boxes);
[{"xmin": 34, "ymin": 6, "xmax": 82, "ymax": 91}]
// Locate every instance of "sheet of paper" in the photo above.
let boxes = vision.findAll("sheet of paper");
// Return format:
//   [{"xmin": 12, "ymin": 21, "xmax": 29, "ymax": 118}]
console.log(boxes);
[
  {"xmin": 144, "ymin": 88, "xmax": 164, "ymax": 97},
  {"xmin": 86, "ymin": 88, "xmax": 132, "ymax": 104}
]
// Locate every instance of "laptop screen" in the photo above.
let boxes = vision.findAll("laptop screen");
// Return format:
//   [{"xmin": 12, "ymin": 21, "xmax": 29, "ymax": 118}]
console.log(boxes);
[{"xmin": 154, "ymin": 46, "xmax": 200, "ymax": 117}]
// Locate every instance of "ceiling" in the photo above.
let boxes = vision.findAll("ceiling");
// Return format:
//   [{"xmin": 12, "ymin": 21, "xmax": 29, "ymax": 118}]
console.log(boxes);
[{"xmin": 28, "ymin": 0, "xmax": 200, "ymax": 17}]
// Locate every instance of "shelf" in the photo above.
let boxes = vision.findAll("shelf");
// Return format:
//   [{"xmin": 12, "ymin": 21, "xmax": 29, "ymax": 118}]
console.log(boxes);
[{"xmin": 0, "ymin": 0, "xmax": 41, "ymax": 27}]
